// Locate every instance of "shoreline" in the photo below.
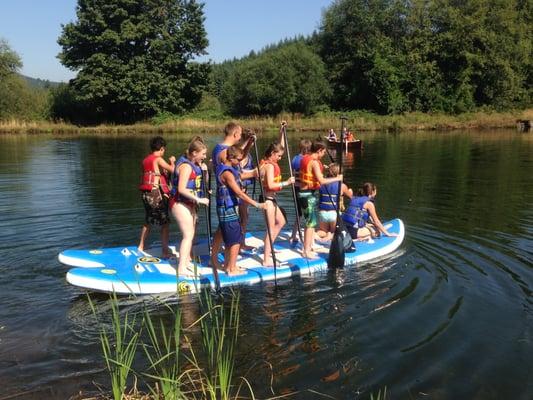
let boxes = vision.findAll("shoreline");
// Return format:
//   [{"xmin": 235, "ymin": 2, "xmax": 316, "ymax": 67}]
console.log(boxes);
[{"xmin": 0, "ymin": 108, "xmax": 531, "ymax": 134}]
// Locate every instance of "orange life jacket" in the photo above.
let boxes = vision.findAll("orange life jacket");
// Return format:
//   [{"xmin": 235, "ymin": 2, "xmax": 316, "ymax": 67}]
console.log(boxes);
[
  {"xmin": 300, "ymin": 154, "xmax": 323, "ymax": 190},
  {"xmin": 260, "ymin": 159, "xmax": 282, "ymax": 192}
]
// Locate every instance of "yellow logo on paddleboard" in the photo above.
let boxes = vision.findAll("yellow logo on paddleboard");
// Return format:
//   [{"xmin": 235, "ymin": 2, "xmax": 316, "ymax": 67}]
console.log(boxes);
[
  {"xmin": 138, "ymin": 256, "xmax": 160, "ymax": 263},
  {"xmin": 101, "ymin": 269, "xmax": 116, "ymax": 275},
  {"xmin": 177, "ymin": 281, "xmax": 191, "ymax": 294},
  {"xmin": 89, "ymin": 250, "xmax": 103, "ymax": 255}
]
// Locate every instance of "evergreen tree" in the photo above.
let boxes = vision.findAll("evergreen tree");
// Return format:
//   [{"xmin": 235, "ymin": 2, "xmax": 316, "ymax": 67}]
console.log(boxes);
[{"xmin": 58, "ymin": 0, "xmax": 209, "ymax": 123}]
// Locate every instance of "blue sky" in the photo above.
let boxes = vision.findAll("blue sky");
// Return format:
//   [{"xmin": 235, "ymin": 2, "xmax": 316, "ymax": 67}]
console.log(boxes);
[{"xmin": 0, "ymin": 0, "xmax": 333, "ymax": 82}]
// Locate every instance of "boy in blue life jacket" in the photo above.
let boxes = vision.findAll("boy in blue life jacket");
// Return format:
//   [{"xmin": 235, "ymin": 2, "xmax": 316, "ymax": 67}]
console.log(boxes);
[{"xmin": 213, "ymin": 145, "xmax": 266, "ymax": 275}]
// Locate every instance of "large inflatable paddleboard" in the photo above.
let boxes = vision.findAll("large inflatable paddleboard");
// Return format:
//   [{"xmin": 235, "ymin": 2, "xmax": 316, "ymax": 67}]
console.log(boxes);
[{"xmin": 60, "ymin": 219, "xmax": 405, "ymax": 295}]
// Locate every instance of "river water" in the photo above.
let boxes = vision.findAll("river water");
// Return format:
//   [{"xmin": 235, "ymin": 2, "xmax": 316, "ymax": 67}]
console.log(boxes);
[{"xmin": 0, "ymin": 130, "xmax": 531, "ymax": 399}]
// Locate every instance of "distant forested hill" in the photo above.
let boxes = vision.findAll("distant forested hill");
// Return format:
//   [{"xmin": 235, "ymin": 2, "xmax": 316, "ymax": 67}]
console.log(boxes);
[{"xmin": 21, "ymin": 75, "xmax": 62, "ymax": 89}]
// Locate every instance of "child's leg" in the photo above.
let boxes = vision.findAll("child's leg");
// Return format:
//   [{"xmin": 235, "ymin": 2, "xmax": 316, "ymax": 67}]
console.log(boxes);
[
  {"xmin": 161, "ymin": 223, "xmax": 170, "ymax": 257},
  {"xmin": 263, "ymin": 201, "xmax": 277, "ymax": 266},
  {"xmin": 239, "ymin": 202, "xmax": 253, "ymax": 250},
  {"xmin": 210, "ymin": 227, "xmax": 223, "ymax": 269},
  {"xmin": 171, "ymin": 203, "xmax": 195, "ymax": 275},
  {"xmin": 138, "ymin": 224, "xmax": 150, "ymax": 251},
  {"xmin": 225, "ymin": 243, "xmax": 243, "ymax": 275}
]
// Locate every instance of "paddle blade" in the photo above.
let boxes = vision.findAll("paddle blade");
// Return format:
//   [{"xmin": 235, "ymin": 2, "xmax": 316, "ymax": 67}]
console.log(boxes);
[{"xmin": 328, "ymin": 226, "xmax": 346, "ymax": 269}]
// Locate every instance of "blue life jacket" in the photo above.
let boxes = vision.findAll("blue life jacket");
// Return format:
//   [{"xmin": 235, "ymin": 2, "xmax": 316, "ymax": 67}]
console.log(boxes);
[
  {"xmin": 212, "ymin": 143, "xmax": 229, "ymax": 169},
  {"xmin": 291, "ymin": 154, "xmax": 303, "ymax": 187},
  {"xmin": 240, "ymin": 155, "xmax": 255, "ymax": 188},
  {"xmin": 342, "ymin": 196, "xmax": 371, "ymax": 228},
  {"xmin": 170, "ymin": 156, "xmax": 204, "ymax": 202},
  {"xmin": 319, "ymin": 182, "xmax": 340, "ymax": 211},
  {"xmin": 216, "ymin": 164, "xmax": 241, "ymax": 208}
]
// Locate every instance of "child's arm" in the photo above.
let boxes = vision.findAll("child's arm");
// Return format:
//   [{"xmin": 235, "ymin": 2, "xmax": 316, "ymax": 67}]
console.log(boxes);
[
  {"xmin": 222, "ymin": 171, "xmax": 266, "ymax": 209},
  {"xmin": 312, "ymin": 161, "xmax": 342, "ymax": 185},
  {"xmin": 342, "ymin": 183, "xmax": 353, "ymax": 198},
  {"xmin": 264, "ymin": 163, "xmax": 293, "ymax": 191},
  {"xmin": 365, "ymin": 202, "xmax": 397, "ymax": 237},
  {"xmin": 156, "ymin": 155, "xmax": 176, "ymax": 174}
]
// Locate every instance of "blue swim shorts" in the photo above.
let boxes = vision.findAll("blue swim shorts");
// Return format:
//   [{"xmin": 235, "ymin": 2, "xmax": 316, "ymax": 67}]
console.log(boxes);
[{"xmin": 217, "ymin": 206, "xmax": 243, "ymax": 247}]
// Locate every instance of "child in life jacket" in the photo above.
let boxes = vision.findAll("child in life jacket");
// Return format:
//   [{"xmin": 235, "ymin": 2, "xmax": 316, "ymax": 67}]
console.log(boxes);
[
  {"xmin": 290, "ymin": 138, "xmax": 312, "ymax": 245},
  {"xmin": 342, "ymin": 182, "xmax": 397, "ymax": 240},
  {"xmin": 213, "ymin": 145, "xmax": 266, "ymax": 275},
  {"xmin": 316, "ymin": 163, "xmax": 353, "ymax": 241},
  {"xmin": 210, "ymin": 122, "xmax": 256, "ymax": 264},
  {"xmin": 238, "ymin": 128, "xmax": 257, "ymax": 251},
  {"xmin": 298, "ymin": 140, "xmax": 343, "ymax": 259},
  {"xmin": 138, "ymin": 136, "xmax": 176, "ymax": 258},
  {"xmin": 260, "ymin": 142, "xmax": 295, "ymax": 266},
  {"xmin": 169, "ymin": 136, "xmax": 209, "ymax": 277}
]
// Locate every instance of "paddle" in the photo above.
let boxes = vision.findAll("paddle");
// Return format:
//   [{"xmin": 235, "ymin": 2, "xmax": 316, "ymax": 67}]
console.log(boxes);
[
  {"xmin": 252, "ymin": 137, "xmax": 278, "ymax": 286},
  {"xmin": 328, "ymin": 116, "xmax": 348, "ymax": 269},
  {"xmin": 201, "ymin": 164, "xmax": 220, "ymax": 292}
]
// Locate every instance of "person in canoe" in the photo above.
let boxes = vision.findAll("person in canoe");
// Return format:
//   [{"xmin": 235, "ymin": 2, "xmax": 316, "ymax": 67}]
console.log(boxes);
[
  {"xmin": 327, "ymin": 128, "xmax": 337, "ymax": 141},
  {"xmin": 346, "ymin": 130, "xmax": 355, "ymax": 142},
  {"xmin": 316, "ymin": 162, "xmax": 353, "ymax": 241},
  {"xmin": 290, "ymin": 138, "xmax": 312, "ymax": 246},
  {"xmin": 169, "ymin": 136, "xmax": 209, "ymax": 277},
  {"xmin": 259, "ymin": 142, "xmax": 295, "ymax": 266},
  {"xmin": 214, "ymin": 145, "xmax": 266, "ymax": 275},
  {"xmin": 298, "ymin": 140, "xmax": 343, "ymax": 259},
  {"xmin": 342, "ymin": 182, "xmax": 398, "ymax": 240},
  {"xmin": 138, "ymin": 136, "xmax": 176, "ymax": 258}
]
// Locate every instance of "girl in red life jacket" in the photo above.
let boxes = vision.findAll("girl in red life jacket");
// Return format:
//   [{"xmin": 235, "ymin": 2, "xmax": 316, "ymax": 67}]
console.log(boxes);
[
  {"xmin": 170, "ymin": 136, "xmax": 209, "ymax": 277},
  {"xmin": 260, "ymin": 142, "xmax": 295, "ymax": 267},
  {"xmin": 138, "ymin": 136, "xmax": 176, "ymax": 258}
]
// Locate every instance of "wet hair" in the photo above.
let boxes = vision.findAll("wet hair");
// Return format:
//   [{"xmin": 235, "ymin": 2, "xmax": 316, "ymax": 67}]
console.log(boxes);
[
  {"xmin": 328, "ymin": 163, "xmax": 340, "ymax": 177},
  {"xmin": 150, "ymin": 136, "xmax": 166, "ymax": 151},
  {"xmin": 311, "ymin": 140, "xmax": 326, "ymax": 153},
  {"xmin": 187, "ymin": 136, "xmax": 206, "ymax": 156},
  {"xmin": 299, "ymin": 138, "xmax": 312, "ymax": 154},
  {"xmin": 264, "ymin": 141, "xmax": 284, "ymax": 158},
  {"xmin": 227, "ymin": 145, "xmax": 244, "ymax": 160},
  {"xmin": 357, "ymin": 182, "xmax": 376, "ymax": 197},
  {"xmin": 224, "ymin": 122, "xmax": 241, "ymax": 137}
]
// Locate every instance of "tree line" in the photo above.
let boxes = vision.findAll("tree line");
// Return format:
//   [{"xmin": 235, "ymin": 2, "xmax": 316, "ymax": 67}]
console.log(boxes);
[{"xmin": 1, "ymin": 0, "xmax": 531, "ymax": 124}]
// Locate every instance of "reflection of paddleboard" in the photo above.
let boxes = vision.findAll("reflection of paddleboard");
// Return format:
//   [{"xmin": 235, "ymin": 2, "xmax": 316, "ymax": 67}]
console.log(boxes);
[{"xmin": 60, "ymin": 219, "xmax": 405, "ymax": 295}]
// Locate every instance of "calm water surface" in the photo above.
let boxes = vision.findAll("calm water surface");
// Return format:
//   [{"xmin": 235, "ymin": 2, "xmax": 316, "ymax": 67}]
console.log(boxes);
[{"xmin": 0, "ymin": 130, "xmax": 531, "ymax": 399}]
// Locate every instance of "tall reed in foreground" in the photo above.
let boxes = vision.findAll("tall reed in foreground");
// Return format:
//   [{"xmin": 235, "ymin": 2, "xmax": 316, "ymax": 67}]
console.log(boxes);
[{"xmin": 88, "ymin": 292, "xmax": 140, "ymax": 400}]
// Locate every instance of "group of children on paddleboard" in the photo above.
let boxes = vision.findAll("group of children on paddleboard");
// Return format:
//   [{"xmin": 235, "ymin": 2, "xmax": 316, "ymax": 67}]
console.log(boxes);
[{"xmin": 138, "ymin": 122, "xmax": 396, "ymax": 277}]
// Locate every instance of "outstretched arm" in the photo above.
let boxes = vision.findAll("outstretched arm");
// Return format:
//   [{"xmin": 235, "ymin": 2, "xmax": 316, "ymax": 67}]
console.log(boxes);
[
  {"xmin": 365, "ymin": 202, "xmax": 397, "ymax": 237},
  {"xmin": 223, "ymin": 171, "xmax": 266, "ymax": 209},
  {"xmin": 312, "ymin": 161, "xmax": 342, "ymax": 186}
]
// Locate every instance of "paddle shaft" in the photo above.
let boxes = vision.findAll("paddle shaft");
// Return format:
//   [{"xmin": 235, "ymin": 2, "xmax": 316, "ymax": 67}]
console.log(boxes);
[
  {"xmin": 252, "ymin": 139, "xmax": 278, "ymax": 285},
  {"xmin": 281, "ymin": 125, "xmax": 305, "ymax": 245},
  {"xmin": 202, "ymin": 166, "xmax": 220, "ymax": 291}
]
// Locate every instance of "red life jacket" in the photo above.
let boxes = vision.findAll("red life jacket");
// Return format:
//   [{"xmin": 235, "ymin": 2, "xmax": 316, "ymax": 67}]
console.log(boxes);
[
  {"xmin": 300, "ymin": 154, "xmax": 323, "ymax": 190},
  {"xmin": 139, "ymin": 154, "xmax": 170, "ymax": 193},
  {"xmin": 260, "ymin": 159, "xmax": 282, "ymax": 192}
]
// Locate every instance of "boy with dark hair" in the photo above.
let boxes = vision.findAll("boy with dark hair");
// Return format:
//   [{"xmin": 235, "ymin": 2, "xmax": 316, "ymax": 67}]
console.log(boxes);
[{"xmin": 138, "ymin": 136, "xmax": 176, "ymax": 258}]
